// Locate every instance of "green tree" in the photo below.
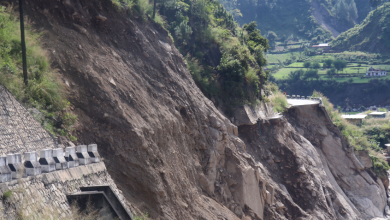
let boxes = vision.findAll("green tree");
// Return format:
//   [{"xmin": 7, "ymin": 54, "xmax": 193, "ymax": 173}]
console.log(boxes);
[
  {"xmin": 174, "ymin": 21, "xmax": 193, "ymax": 50},
  {"xmin": 267, "ymin": 31, "xmax": 278, "ymax": 49},
  {"xmin": 267, "ymin": 31, "xmax": 278, "ymax": 41},
  {"xmin": 304, "ymin": 69, "xmax": 319, "ymax": 80},
  {"xmin": 312, "ymin": 62, "xmax": 321, "ymax": 69},
  {"xmin": 242, "ymin": 22, "xmax": 269, "ymax": 67},
  {"xmin": 217, "ymin": 45, "xmax": 251, "ymax": 100},
  {"xmin": 243, "ymin": 22, "xmax": 269, "ymax": 52},
  {"xmin": 287, "ymin": 70, "xmax": 304, "ymax": 81},
  {"xmin": 214, "ymin": 4, "xmax": 235, "ymax": 29},
  {"xmin": 253, "ymin": 45, "xmax": 267, "ymax": 67},
  {"xmin": 327, "ymin": 68, "xmax": 336, "ymax": 78},
  {"xmin": 333, "ymin": 59, "xmax": 347, "ymax": 73},
  {"xmin": 303, "ymin": 61, "xmax": 311, "ymax": 69},
  {"xmin": 324, "ymin": 59, "xmax": 333, "ymax": 68},
  {"xmin": 304, "ymin": 47, "xmax": 309, "ymax": 56}
]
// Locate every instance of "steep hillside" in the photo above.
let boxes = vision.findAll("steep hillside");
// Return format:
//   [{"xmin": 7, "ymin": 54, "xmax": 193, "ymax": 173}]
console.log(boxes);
[
  {"xmin": 219, "ymin": 0, "xmax": 372, "ymax": 40},
  {"xmin": 156, "ymin": 0, "xmax": 270, "ymax": 115},
  {"xmin": 12, "ymin": 0, "xmax": 389, "ymax": 219},
  {"xmin": 240, "ymin": 103, "xmax": 388, "ymax": 219},
  {"xmin": 355, "ymin": 0, "xmax": 372, "ymax": 23},
  {"xmin": 227, "ymin": 0, "xmax": 333, "ymax": 40},
  {"xmin": 332, "ymin": 3, "xmax": 390, "ymax": 54},
  {"xmin": 21, "ymin": 0, "xmax": 265, "ymax": 218},
  {"xmin": 312, "ymin": 0, "xmax": 349, "ymax": 37}
]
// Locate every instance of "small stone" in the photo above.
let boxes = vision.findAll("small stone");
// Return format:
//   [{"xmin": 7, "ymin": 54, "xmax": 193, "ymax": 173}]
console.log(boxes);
[
  {"xmin": 96, "ymin": 14, "xmax": 107, "ymax": 22},
  {"xmin": 276, "ymin": 202, "xmax": 285, "ymax": 210},
  {"xmin": 297, "ymin": 165, "xmax": 306, "ymax": 173}
]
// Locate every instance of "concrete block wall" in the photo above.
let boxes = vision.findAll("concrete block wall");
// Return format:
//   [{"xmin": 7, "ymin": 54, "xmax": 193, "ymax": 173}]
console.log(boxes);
[
  {"xmin": 0, "ymin": 84, "xmax": 133, "ymax": 218},
  {"xmin": 0, "ymin": 162, "xmax": 132, "ymax": 219},
  {"xmin": 0, "ymin": 85, "xmax": 55, "ymax": 154}
]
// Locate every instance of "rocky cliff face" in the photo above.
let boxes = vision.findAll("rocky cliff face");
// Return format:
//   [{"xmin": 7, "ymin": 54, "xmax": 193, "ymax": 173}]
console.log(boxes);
[
  {"xmin": 238, "ymin": 104, "xmax": 388, "ymax": 220},
  {"xmin": 286, "ymin": 105, "xmax": 387, "ymax": 219},
  {"xmin": 20, "ymin": 0, "xmax": 388, "ymax": 219}
]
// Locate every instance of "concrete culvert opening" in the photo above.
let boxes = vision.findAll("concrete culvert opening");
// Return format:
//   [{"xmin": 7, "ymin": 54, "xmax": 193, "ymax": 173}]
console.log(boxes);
[{"xmin": 67, "ymin": 185, "xmax": 132, "ymax": 220}]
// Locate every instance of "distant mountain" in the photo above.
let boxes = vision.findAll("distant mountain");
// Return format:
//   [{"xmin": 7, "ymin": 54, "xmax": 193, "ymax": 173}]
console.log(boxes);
[
  {"xmin": 332, "ymin": 3, "xmax": 390, "ymax": 54},
  {"xmin": 219, "ymin": 0, "xmax": 372, "ymax": 40}
]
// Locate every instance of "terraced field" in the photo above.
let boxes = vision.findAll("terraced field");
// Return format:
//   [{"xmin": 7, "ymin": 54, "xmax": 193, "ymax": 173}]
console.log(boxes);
[{"xmin": 273, "ymin": 61, "xmax": 390, "ymax": 83}]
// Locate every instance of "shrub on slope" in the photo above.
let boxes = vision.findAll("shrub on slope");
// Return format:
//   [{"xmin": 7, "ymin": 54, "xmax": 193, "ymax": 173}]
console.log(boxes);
[{"xmin": 0, "ymin": 6, "xmax": 76, "ymax": 138}]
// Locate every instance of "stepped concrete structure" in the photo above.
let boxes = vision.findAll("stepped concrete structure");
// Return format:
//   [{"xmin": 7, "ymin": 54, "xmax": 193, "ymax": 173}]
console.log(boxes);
[{"xmin": 0, "ymin": 84, "xmax": 133, "ymax": 219}]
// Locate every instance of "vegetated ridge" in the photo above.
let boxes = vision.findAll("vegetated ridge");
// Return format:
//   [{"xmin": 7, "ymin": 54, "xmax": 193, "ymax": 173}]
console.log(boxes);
[
  {"xmin": 157, "ymin": 0, "xmax": 270, "ymax": 115},
  {"xmin": 219, "ymin": 0, "xmax": 372, "ymax": 40},
  {"xmin": 4, "ymin": 0, "xmax": 390, "ymax": 219},
  {"xmin": 332, "ymin": 3, "xmax": 390, "ymax": 55}
]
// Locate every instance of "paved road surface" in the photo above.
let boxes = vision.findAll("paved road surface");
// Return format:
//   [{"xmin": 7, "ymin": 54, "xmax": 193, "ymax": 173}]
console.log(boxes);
[{"xmin": 287, "ymin": 99, "xmax": 320, "ymax": 106}]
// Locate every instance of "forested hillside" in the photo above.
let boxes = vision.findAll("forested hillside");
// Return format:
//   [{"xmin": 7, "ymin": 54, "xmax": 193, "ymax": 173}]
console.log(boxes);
[
  {"xmin": 153, "ymin": 0, "xmax": 270, "ymax": 115},
  {"xmin": 332, "ymin": 3, "xmax": 390, "ymax": 54},
  {"xmin": 219, "ymin": 0, "xmax": 374, "ymax": 40}
]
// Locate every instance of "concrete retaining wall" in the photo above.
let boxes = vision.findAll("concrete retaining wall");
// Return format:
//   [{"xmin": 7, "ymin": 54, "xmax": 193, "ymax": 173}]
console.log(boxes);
[
  {"xmin": 0, "ymin": 85, "xmax": 55, "ymax": 153},
  {"xmin": 0, "ymin": 162, "xmax": 132, "ymax": 219},
  {"xmin": 0, "ymin": 84, "xmax": 132, "ymax": 219}
]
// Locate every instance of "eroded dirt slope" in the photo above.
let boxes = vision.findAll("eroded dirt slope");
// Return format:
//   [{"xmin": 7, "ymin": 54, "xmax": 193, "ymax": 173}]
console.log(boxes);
[
  {"xmin": 20, "ymin": 0, "xmax": 257, "ymax": 218},
  {"xmin": 311, "ymin": 0, "xmax": 354, "ymax": 38},
  {"xmin": 17, "ymin": 0, "xmax": 388, "ymax": 219},
  {"xmin": 239, "ymin": 104, "xmax": 387, "ymax": 219}
]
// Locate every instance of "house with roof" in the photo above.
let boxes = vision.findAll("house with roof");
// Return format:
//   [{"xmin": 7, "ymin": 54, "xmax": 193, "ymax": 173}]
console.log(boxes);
[
  {"xmin": 341, "ymin": 114, "xmax": 367, "ymax": 124},
  {"xmin": 366, "ymin": 67, "xmax": 387, "ymax": 77},
  {"xmin": 368, "ymin": 112, "xmax": 387, "ymax": 118},
  {"xmin": 312, "ymin": 43, "xmax": 330, "ymax": 52}
]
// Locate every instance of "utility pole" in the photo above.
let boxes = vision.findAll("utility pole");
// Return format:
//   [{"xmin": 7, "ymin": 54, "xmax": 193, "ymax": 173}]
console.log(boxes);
[{"xmin": 19, "ymin": 0, "xmax": 28, "ymax": 85}]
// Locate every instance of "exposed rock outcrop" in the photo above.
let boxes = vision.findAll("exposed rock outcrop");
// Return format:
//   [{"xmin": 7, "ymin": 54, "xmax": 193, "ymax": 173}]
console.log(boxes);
[
  {"xmin": 233, "ymin": 103, "xmax": 275, "ymax": 126},
  {"xmin": 286, "ymin": 104, "xmax": 387, "ymax": 219}
]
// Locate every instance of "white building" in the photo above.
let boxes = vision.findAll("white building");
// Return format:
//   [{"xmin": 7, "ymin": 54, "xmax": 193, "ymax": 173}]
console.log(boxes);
[
  {"xmin": 366, "ymin": 67, "xmax": 387, "ymax": 77},
  {"xmin": 312, "ymin": 43, "xmax": 330, "ymax": 51},
  {"xmin": 341, "ymin": 114, "xmax": 367, "ymax": 124}
]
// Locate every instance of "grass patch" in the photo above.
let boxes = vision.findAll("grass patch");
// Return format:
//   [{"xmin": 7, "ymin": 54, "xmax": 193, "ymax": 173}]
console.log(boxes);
[
  {"xmin": 273, "ymin": 60, "xmax": 390, "ymax": 83},
  {"xmin": 0, "ymin": 6, "xmax": 77, "ymax": 138},
  {"xmin": 273, "ymin": 68, "xmax": 301, "ymax": 79},
  {"xmin": 343, "ymin": 112, "xmax": 360, "ymax": 115},
  {"xmin": 287, "ymin": 62, "xmax": 304, "ymax": 67},
  {"xmin": 266, "ymin": 52, "xmax": 301, "ymax": 64},
  {"xmin": 133, "ymin": 212, "xmax": 149, "ymax": 220},
  {"xmin": 265, "ymin": 83, "xmax": 288, "ymax": 113},
  {"xmin": 3, "ymin": 190, "xmax": 12, "ymax": 201}
]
